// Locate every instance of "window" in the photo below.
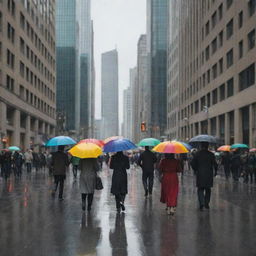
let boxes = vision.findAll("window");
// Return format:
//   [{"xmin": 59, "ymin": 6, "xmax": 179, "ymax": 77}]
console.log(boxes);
[
  {"xmin": 226, "ymin": 49, "xmax": 233, "ymax": 68},
  {"xmin": 0, "ymin": 42, "xmax": 2, "ymax": 62},
  {"xmin": 20, "ymin": 37, "xmax": 25, "ymax": 54},
  {"xmin": 239, "ymin": 40, "xmax": 243, "ymax": 59},
  {"xmin": 212, "ymin": 12, "xmax": 217, "ymax": 28},
  {"xmin": 203, "ymin": 73, "xmax": 206, "ymax": 87},
  {"xmin": 206, "ymin": 21, "xmax": 210, "ymax": 36},
  {"xmin": 248, "ymin": 0, "xmax": 256, "ymax": 16},
  {"xmin": 207, "ymin": 93, "xmax": 211, "ymax": 107},
  {"xmin": 218, "ymin": 4, "xmax": 223, "ymax": 20},
  {"xmin": 248, "ymin": 29, "xmax": 255, "ymax": 50},
  {"xmin": 201, "ymin": 97, "xmax": 206, "ymax": 111},
  {"xmin": 6, "ymin": 75, "xmax": 14, "ymax": 91},
  {"xmin": 212, "ymin": 64, "xmax": 218, "ymax": 79},
  {"xmin": 239, "ymin": 64, "xmax": 255, "ymax": 91},
  {"xmin": 206, "ymin": 46, "xmax": 210, "ymax": 60},
  {"xmin": 7, "ymin": 0, "xmax": 15, "ymax": 16},
  {"xmin": 227, "ymin": 78, "xmax": 234, "ymax": 97},
  {"xmin": 238, "ymin": 11, "xmax": 243, "ymax": 29},
  {"xmin": 227, "ymin": 0, "xmax": 233, "ymax": 9},
  {"xmin": 7, "ymin": 49, "xmax": 15, "ymax": 69},
  {"xmin": 207, "ymin": 69, "xmax": 211, "ymax": 84},
  {"xmin": 220, "ymin": 84, "xmax": 225, "ymax": 101},
  {"xmin": 218, "ymin": 31, "xmax": 223, "ymax": 47},
  {"xmin": 7, "ymin": 23, "xmax": 15, "ymax": 43},
  {"xmin": 20, "ymin": 13, "xmax": 25, "ymax": 29},
  {"xmin": 212, "ymin": 89, "xmax": 218, "ymax": 105},
  {"xmin": 219, "ymin": 58, "xmax": 223, "ymax": 74},
  {"xmin": 195, "ymin": 101, "xmax": 199, "ymax": 113},
  {"xmin": 212, "ymin": 38, "xmax": 217, "ymax": 54},
  {"xmin": 0, "ymin": 12, "xmax": 2, "ymax": 32},
  {"xmin": 226, "ymin": 19, "xmax": 233, "ymax": 39},
  {"xmin": 20, "ymin": 61, "xmax": 24, "ymax": 77}
]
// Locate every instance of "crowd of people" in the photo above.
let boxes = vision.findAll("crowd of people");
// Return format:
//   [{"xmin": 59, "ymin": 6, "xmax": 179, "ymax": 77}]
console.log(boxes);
[{"xmin": 1, "ymin": 143, "xmax": 256, "ymax": 215}]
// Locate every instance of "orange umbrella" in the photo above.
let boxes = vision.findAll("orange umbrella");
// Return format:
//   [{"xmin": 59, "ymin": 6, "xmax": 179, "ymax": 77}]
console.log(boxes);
[
  {"xmin": 78, "ymin": 139, "xmax": 104, "ymax": 147},
  {"xmin": 104, "ymin": 136, "xmax": 123, "ymax": 144},
  {"xmin": 217, "ymin": 145, "xmax": 231, "ymax": 152}
]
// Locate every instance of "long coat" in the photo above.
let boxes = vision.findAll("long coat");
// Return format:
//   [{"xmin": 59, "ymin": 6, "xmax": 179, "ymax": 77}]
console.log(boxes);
[
  {"xmin": 79, "ymin": 158, "xmax": 100, "ymax": 194},
  {"xmin": 51, "ymin": 151, "xmax": 69, "ymax": 176},
  {"xmin": 191, "ymin": 149, "xmax": 218, "ymax": 188},
  {"xmin": 110, "ymin": 153, "xmax": 130, "ymax": 195},
  {"xmin": 138, "ymin": 150, "xmax": 157, "ymax": 172}
]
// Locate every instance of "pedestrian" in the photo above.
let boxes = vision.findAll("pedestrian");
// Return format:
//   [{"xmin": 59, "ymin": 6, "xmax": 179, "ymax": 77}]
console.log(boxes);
[
  {"xmin": 12, "ymin": 151, "xmax": 23, "ymax": 177},
  {"xmin": 248, "ymin": 151, "xmax": 256, "ymax": 183},
  {"xmin": 159, "ymin": 153, "xmax": 181, "ymax": 215},
  {"xmin": 191, "ymin": 142, "xmax": 218, "ymax": 211},
  {"xmin": 46, "ymin": 152, "xmax": 53, "ymax": 175},
  {"xmin": 137, "ymin": 146, "xmax": 157, "ymax": 197},
  {"xmin": 221, "ymin": 151, "xmax": 231, "ymax": 179},
  {"xmin": 230, "ymin": 150, "xmax": 241, "ymax": 181},
  {"xmin": 110, "ymin": 151, "xmax": 130, "ymax": 213},
  {"xmin": 2, "ymin": 150, "xmax": 12, "ymax": 179},
  {"xmin": 79, "ymin": 158, "xmax": 100, "ymax": 211},
  {"xmin": 24, "ymin": 149, "xmax": 33, "ymax": 173},
  {"xmin": 32, "ymin": 150, "xmax": 40, "ymax": 171},
  {"xmin": 51, "ymin": 146, "xmax": 70, "ymax": 200},
  {"xmin": 71, "ymin": 156, "xmax": 80, "ymax": 179}
]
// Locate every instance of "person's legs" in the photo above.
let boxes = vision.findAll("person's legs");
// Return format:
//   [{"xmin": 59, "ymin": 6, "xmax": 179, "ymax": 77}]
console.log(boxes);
[
  {"xmin": 73, "ymin": 165, "xmax": 78, "ymax": 178},
  {"xmin": 87, "ymin": 193, "xmax": 94, "ymax": 211},
  {"xmin": 81, "ymin": 193, "xmax": 87, "ymax": 210},
  {"xmin": 115, "ymin": 194, "xmax": 121, "ymax": 211},
  {"xmin": 142, "ymin": 171, "xmax": 149, "ymax": 196},
  {"xmin": 148, "ymin": 172, "xmax": 154, "ymax": 195},
  {"xmin": 224, "ymin": 166, "xmax": 230, "ymax": 179},
  {"xmin": 59, "ymin": 176, "xmax": 64, "ymax": 199},
  {"xmin": 197, "ymin": 187, "xmax": 205, "ymax": 209},
  {"xmin": 204, "ymin": 188, "xmax": 211, "ymax": 208}
]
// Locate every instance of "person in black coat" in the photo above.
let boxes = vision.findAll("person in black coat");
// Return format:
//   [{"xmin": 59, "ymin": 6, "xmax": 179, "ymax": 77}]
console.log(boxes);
[
  {"xmin": 230, "ymin": 151, "xmax": 241, "ymax": 181},
  {"xmin": 221, "ymin": 152, "xmax": 231, "ymax": 179},
  {"xmin": 138, "ymin": 146, "xmax": 157, "ymax": 197},
  {"xmin": 191, "ymin": 142, "xmax": 218, "ymax": 211},
  {"xmin": 110, "ymin": 151, "xmax": 130, "ymax": 212}
]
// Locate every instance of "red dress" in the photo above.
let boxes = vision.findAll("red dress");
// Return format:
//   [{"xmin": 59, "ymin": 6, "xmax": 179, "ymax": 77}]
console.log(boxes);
[{"xmin": 159, "ymin": 159, "xmax": 181, "ymax": 207}]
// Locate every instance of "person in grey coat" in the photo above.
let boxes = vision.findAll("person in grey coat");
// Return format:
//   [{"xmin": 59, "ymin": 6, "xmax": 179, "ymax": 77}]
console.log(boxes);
[
  {"xmin": 191, "ymin": 142, "xmax": 218, "ymax": 211},
  {"xmin": 79, "ymin": 158, "xmax": 100, "ymax": 211}
]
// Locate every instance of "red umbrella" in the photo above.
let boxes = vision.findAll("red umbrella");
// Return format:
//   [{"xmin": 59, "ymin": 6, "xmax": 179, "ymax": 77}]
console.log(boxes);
[
  {"xmin": 78, "ymin": 139, "xmax": 104, "ymax": 147},
  {"xmin": 249, "ymin": 148, "xmax": 256, "ymax": 152}
]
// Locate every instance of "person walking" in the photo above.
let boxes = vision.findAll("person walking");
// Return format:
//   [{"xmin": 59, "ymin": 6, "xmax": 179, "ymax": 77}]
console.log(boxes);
[
  {"xmin": 191, "ymin": 142, "xmax": 218, "ymax": 211},
  {"xmin": 159, "ymin": 154, "xmax": 181, "ymax": 215},
  {"xmin": 138, "ymin": 146, "xmax": 157, "ymax": 197},
  {"xmin": 248, "ymin": 151, "xmax": 256, "ymax": 183},
  {"xmin": 51, "ymin": 146, "xmax": 70, "ymax": 200},
  {"xmin": 110, "ymin": 151, "xmax": 130, "ymax": 213},
  {"xmin": 221, "ymin": 151, "xmax": 231, "ymax": 179},
  {"xmin": 24, "ymin": 149, "xmax": 33, "ymax": 173},
  {"xmin": 79, "ymin": 158, "xmax": 100, "ymax": 211},
  {"xmin": 13, "ymin": 151, "xmax": 23, "ymax": 177},
  {"xmin": 71, "ymin": 156, "xmax": 80, "ymax": 179},
  {"xmin": 230, "ymin": 150, "xmax": 241, "ymax": 181}
]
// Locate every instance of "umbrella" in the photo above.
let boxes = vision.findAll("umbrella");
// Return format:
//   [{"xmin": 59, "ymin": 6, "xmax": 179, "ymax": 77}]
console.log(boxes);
[
  {"xmin": 8, "ymin": 146, "xmax": 20, "ymax": 151},
  {"xmin": 138, "ymin": 138, "xmax": 161, "ymax": 147},
  {"xmin": 104, "ymin": 136, "xmax": 123, "ymax": 144},
  {"xmin": 231, "ymin": 144, "xmax": 249, "ymax": 149},
  {"xmin": 217, "ymin": 145, "xmax": 231, "ymax": 152},
  {"xmin": 78, "ymin": 139, "xmax": 104, "ymax": 147},
  {"xmin": 179, "ymin": 142, "xmax": 193, "ymax": 150},
  {"xmin": 45, "ymin": 136, "xmax": 76, "ymax": 147},
  {"xmin": 189, "ymin": 134, "xmax": 217, "ymax": 144},
  {"xmin": 104, "ymin": 138, "xmax": 137, "ymax": 153},
  {"xmin": 69, "ymin": 143, "xmax": 102, "ymax": 159},
  {"xmin": 249, "ymin": 148, "xmax": 256, "ymax": 152},
  {"xmin": 153, "ymin": 141, "xmax": 189, "ymax": 154}
]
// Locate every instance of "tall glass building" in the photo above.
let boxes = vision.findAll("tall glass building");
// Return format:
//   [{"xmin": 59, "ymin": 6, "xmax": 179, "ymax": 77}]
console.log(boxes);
[{"xmin": 147, "ymin": 0, "xmax": 169, "ymax": 138}]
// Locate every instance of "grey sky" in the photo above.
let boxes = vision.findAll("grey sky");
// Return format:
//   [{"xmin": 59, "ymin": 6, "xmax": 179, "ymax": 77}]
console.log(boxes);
[{"xmin": 91, "ymin": 0, "xmax": 146, "ymax": 122}]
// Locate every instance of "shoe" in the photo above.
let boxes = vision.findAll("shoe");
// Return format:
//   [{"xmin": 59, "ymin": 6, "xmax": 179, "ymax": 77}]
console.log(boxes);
[
  {"xmin": 82, "ymin": 201, "xmax": 86, "ymax": 211},
  {"xmin": 120, "ymin": 202, "xmax": 125, "ymax": 211},
  {"xmin": 59, "ymin": 197, "xmax": 64, "ymax": 201},
  {"xmin": 116, "ymin": 208, "xmax": 121, "ymax": 213},
  {"xmin": 169, "ymin": 207, "xmax": 175, "ymax": 215},
  {"xmin": 205, "ymin": 204, "xmax": 210, "ymax": 209},
  {"xmin": 87, "ymin": 205, "xmax": 92, "ymax": 211},
  {"xmin": 144, "ymin": 190, "xmax": 148, "ymax": 197},
  {"xmin": 199, "ymin": 205, "xmax": 204, "ymax": 211}
]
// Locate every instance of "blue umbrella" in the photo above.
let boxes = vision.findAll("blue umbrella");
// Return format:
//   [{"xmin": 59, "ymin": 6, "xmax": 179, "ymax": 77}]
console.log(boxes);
[
  {"xmin": 180, "ymin": 142, "xmax": 193, "ymax": 150},
  {"xmin": 8, "ymin": 146, "xmax": 21, "ymax": 151},
  {"xmin": 189, "ymin": 134, "xmax": 217, "ymax": 144},
  {"xmin": 45, "ymin": 136, "xmax": 76, "ymax": 147},
  {"xmin": 104, "ymin": 138, "xmax": 137, "ymax": 153},
  {"xmin": 231, "ymin": 144, "xmax": 249, "ymax": 149}
]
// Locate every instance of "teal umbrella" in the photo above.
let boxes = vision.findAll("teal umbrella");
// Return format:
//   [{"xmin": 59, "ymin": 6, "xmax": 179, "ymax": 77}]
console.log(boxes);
[
  {"xmin": 8, "ymin": 146, "xmax": 21, "ymax": 151},
  {"xmin": 231, "ymin": 144, "xmax": 249, "ymax": 149},
  {"xmin": 138, "ymin": 138, "xmax": 161, "ymax": 147},
  {"xmin": 45, "ymin": 136, "xmax": 76, "ymax": 147}
]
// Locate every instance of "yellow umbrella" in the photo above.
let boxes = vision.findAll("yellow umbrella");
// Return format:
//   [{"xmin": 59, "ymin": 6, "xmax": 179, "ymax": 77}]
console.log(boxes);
[{"xmin": 69, "ymin": 143, "xmax": 102, "ymax": 159}]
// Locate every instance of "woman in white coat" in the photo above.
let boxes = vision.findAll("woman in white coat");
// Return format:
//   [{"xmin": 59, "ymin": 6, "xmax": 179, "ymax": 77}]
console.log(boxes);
[{"xmin": 79, "ymin": 158, "xmax": 100, "ymax": 211}]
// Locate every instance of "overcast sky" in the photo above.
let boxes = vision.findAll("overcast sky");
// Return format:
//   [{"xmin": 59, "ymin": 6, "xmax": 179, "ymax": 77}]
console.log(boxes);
[{"xmin": 91, "ymin": 0, "xmax": 146, "ymax": 122}]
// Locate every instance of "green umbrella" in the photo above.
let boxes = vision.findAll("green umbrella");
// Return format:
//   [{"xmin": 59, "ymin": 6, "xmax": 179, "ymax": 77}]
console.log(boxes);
[
  {"xmin": 230, "ymin": 144, "xmax": 249, "ymax": 149},
  {"xmin": 138, "ymin": 138, "xmax": 161, "ymax": 147},
  {"xmin": 8, "ymin": 146, "xmax": 21, "ymax": 151}
]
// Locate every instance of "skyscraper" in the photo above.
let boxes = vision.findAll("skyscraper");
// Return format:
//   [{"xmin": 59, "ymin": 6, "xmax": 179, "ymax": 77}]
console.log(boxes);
[
  {"xmin": 123, "ymin": 87, "xmax": 132, "ymax": 140},
  {"xmin": 147, "ymin": 0, "xmax": 169, "ymax": 138},
  {"xmin": 130, "ymin": 67, "xmax": 138, "ymax": 142},
  {"xmin": 101, "ymin": 49, "xmax": 119, "ymax": 138}
]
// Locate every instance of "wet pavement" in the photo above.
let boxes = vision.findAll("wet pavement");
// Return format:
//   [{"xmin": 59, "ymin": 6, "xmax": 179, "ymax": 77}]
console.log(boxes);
[{"xmin": 0, "ymin": 165, "xmax": 256, "ymax": 256}]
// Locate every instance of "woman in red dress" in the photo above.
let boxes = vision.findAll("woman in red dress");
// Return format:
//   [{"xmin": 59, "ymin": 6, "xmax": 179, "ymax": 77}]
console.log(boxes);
[{"xmin": 159, "ymin": 153, "xmax": 181, "ymax": 215}]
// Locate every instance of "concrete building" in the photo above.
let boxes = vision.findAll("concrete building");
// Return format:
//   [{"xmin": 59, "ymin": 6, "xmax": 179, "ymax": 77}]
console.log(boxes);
[
  {"xmin": 94, "ymin": 119, "xmax": 102, "ymax": 140},
  {"xmin": 130, "ymin": 67, "xmax": 138, "ymax": 142},
  {"xmin": 101, "ymin": 49, "xmax": 119, "ymax": 138},
  {"xmin": 167, "ymin": 0, "xmax": 256, "ymax": 146},
  {"xmin": 122, "ymin": 86, "xmax": 132, "ymax": 140},
  {"xmin": 147, "ymin": 0, "xmax": 169, "ymax": 139},
  {"xmin": 0, "ymin": 0, "xmax": 56, "ymax": 150}
]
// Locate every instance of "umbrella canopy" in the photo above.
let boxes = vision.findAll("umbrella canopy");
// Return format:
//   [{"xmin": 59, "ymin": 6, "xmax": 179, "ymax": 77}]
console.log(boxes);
[
  {"xmin": 190, "ymin": 134, "xmax": 217, "ymax": 144},
  {"xmin": 45, "ymin": 136, "xmax": 76, "ymax": 147},
  {"xmin": 249, "ymin": 148, "xmax": 256, "ymax": 152},
  {"xmin": 69, "ymin": 143, "xmax": 102, "ymax": 159},
  {"xmin": 231, "ymin": 144, "xmax": 249, "ymax": 149},
  {"xmin": 179, "ymin": 142, "xmax": 193, "ymax": 150},
  {"xmin": 217, "ymin": 145, "xmax": 231, "ymax": 152},
  {"xmin": 8, "ymin": 146, "xmax": 20, "ymax": 151},
  {"xmin": 104, "ymin": 138, "xmax": 137, "ymax": 153},
  {"xmin": 153, "ymin": 141, "xmax": 189, "ymax": 154},
  {"xmin": 138, "ymin": 138, "xmax": 161, "ymax": 147},
  {"xmin": 78, "ymin": 139, "xmax": 104, "ymax": 147},
  {"xmin": 104, "ymin": 136, "xmax": 123, "ymax": 144}
]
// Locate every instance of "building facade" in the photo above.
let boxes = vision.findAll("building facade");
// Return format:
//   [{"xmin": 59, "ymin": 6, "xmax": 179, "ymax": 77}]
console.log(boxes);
[
  {"xmin": 123, "ymin": 86, "xmax": 132, "ymax": 140},
  {"xmin": 0, "ymin": 0, "xmax": 56, "ymax": 150},
  {"xmin": 101, "ymin": 49, "xmax": 119, "ymax": 138},
  {"xmin": 147, "ymin": 0, "xmax": 169, "ymax": 139},
  {"xmin": 167, "ymin": 0, "xmax": 256, "ymax": 147}
]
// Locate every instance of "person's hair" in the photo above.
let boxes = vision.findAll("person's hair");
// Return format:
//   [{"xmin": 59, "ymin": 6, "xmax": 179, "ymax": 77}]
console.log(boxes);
[
  {"xmin": 201, "ymin": 142, "xmax": 209, "ymax": 150},
  {"xmin": 145, "ymin": 146, "xmax": 149, "ymax": 150},
  {"xmin": 58, "ymin": 145, "xmax": 65, "ymax": 151}
]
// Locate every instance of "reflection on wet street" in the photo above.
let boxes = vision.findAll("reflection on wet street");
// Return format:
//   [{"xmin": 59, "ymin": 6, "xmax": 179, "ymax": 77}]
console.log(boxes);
[{"xmin": 0, "ymin": 165, "xmax": 256, "ymax": 256}]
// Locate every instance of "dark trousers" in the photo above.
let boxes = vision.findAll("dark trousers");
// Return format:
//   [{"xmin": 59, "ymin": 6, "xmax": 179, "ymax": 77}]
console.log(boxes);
[
  {"xmin": 231, "ymin": 167, "xmax": 240, "ymax": 181},
  {"xmin": 82, "ymin": 193, "xmax": 94, "ymax": 209},
  {"xmin": 26, "ymin": 163, "xmax": 32, "ymax": 173},
  {"xmin": 224, "ymin": 165, "xmax": 230, "ymax": 179},
  {"xmin": 197, "ymin": 187, "xmax": 211, "ymax": 207},
  {"xmin": 54, "ymin": 175, "xmax": 65, "ymax": 198},
  {"xmin": 72, "ymin": 165, "xmax": 78, "ymax": 178},
  {"xmin": 115, "ymin": 194, "xmax": 126, "ymax": 210},
  {"xmin": 142, "ymin": 171, "xmax": 154, "ymax": 194}
]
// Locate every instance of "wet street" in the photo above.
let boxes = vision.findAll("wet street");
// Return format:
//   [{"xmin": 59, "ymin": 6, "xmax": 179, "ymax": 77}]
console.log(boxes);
[{"xmin": 0, "ymin": 165, "xmax": 256, "ymax": 256}]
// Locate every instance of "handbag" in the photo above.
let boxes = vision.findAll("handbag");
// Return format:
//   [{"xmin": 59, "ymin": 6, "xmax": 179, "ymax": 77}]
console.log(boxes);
[{"xmin": 95, "ymin": 175, "xmax": 103, "ymax": 190}]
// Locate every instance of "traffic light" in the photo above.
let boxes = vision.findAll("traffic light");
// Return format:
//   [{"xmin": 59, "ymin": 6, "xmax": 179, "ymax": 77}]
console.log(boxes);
[{"xmin": 141, "ymin": 122, "xmax": 146, "ymax": 132}]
